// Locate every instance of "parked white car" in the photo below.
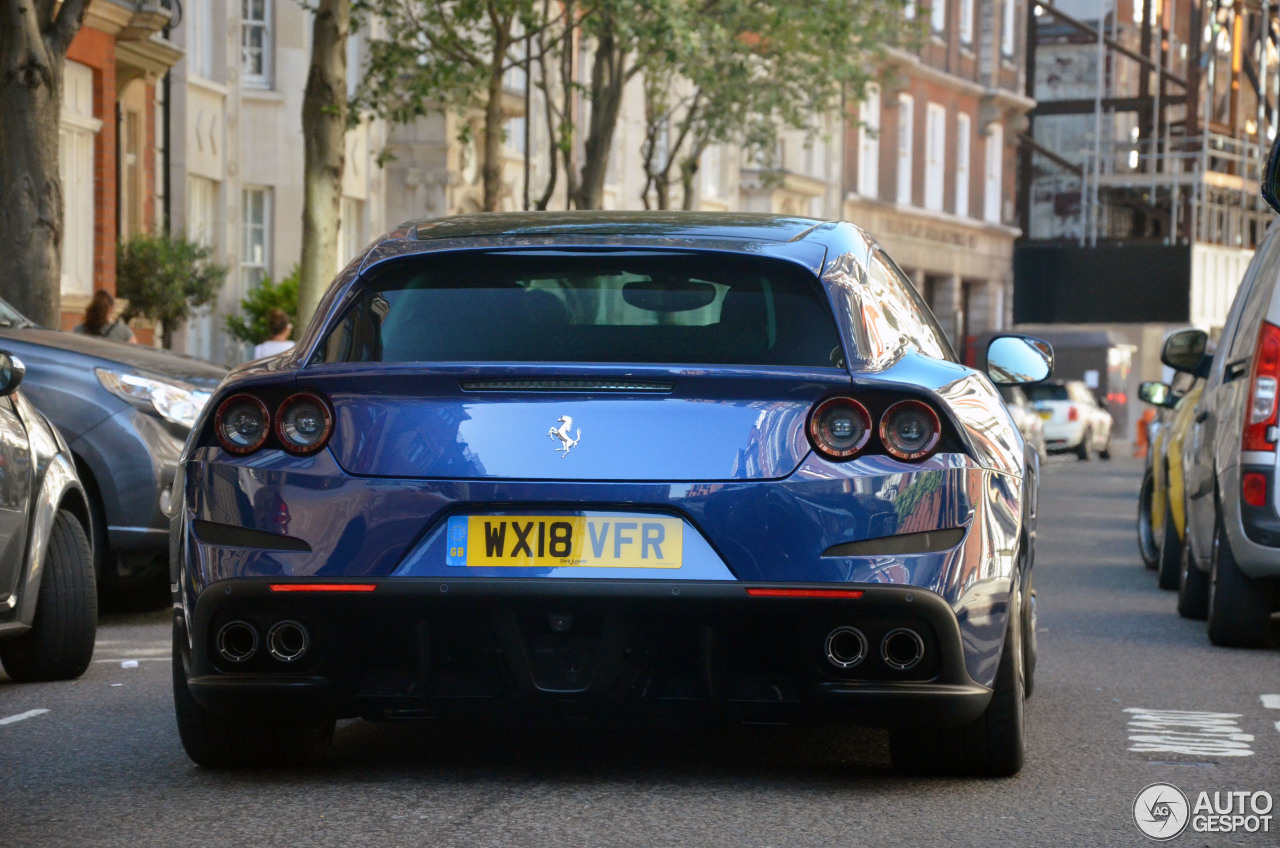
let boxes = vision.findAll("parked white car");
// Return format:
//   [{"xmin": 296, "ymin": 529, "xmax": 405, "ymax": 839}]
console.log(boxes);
[{"xmin": 1025, "ymin": 379, "xmax": 1113, "ymax": 460}]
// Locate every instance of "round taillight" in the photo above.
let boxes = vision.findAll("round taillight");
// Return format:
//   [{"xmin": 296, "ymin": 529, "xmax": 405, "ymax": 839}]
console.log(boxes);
[
  {"xmin": 808, "ymin": 397, "xmax": 872, "ymax": 460},
  {"xmin": 215, "ymin": 394, "xmax": 270, "ymax": 454},
  {"xmin": 880, "ymin": 399, "xmax": 941, "ymax": 461},
  {"xmin": 275, "ymin": 392, "xmax": 333, "ymax": 454}
]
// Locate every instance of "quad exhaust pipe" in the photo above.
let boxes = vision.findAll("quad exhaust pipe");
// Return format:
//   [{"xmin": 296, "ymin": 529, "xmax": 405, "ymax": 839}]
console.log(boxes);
[
  {"xmin": 880, "ymin": 628, "xmax": 926, "ymax": 671},
  {"xmin": 216, "ymin": 621, "xmax": 259, "ymax": 663},
  {"xmin": 267, "ymin": 620, "xmax": 310, "ymax": 663}
]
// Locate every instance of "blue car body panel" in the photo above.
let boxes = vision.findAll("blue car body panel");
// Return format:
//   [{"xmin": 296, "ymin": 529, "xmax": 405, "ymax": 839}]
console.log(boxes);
[{"xmin": 174, "ymin": 213, "xmax": 1035, "ymax": 723}]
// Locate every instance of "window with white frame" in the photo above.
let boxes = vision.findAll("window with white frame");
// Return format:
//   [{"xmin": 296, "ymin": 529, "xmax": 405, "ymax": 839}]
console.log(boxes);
[
  {"xmin": 338, "ymin": 196, "xmax": 364, "ymax": 270},
  {"xmin": 925, "ymin": 103, "xmax": 946, "ymax": 212},
  {"xmin": 188, "ymin": 0, "xmax": 215, "ymax": 79},
  {"xmin": 959, "ymin": 0, "xmax": 973, "ymax": 44},
  {"xmin": 984, "ymin": 123, "xmax": 1004, "ymax": 224},
  {"xmin": 897, "ymin": 95, "xmax": 914, "ymax": 205},
  {"xmin": 59, "ymin": 60, "xmax": 99, "ymax": 298},
  {"xmin": 701, "ymin": 145, "xmax": 723, "ymax": 198},
  {"xmin": 858, "ymin": 85, "xmax": 880, "ymax": 198},
  {"xmin": 1002, "ymin": 0, "xmax": 1016, "ymax": 56},
  {"xmin": 187, "ymin": 176, "xmax": 218, "ymax": 247},
  {"xmin": 241, "ymin": 188, "xmax": 271, "ymax": 288},
  {"xmin": 241, "ymin": 0, "xmax": 272, "ymax": 87},
  {"xmin": 955, "ymin": 113, "xmax": 971, "ymax": 217},
  {"xmin": 930, "ymin": 0, "xmax": 945, "ymax": 32}
]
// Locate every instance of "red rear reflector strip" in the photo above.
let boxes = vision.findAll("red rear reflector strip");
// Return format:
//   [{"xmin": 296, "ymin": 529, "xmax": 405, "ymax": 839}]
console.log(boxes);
[
  {"xmin": 746, "ymin": 588, "xmax": 864, "ymax": 599},
  {"xmin": 269, "ymin": 584, "xmax": 377, "ymax": 593},
  {"xmin": 1242, "ymin": 473, "xmax": 1268, "ymax": 508}
]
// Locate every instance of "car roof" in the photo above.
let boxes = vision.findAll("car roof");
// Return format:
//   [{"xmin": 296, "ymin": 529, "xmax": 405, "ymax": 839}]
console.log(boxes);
[{"xmin": 405, "ymin": 211, "xmax": 836, "ymax": 245}]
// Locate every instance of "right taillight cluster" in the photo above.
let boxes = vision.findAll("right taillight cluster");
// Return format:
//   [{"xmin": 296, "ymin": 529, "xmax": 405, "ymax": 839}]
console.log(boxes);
[
  {"xmin": 214, "ymin": 392, "xmax": 334, "ymax": 456},
  {"xmin": 807, "ymin": 396, "xmax": 942, "ymax": 462},
  {"xmin": 1243, "ymin": 321, "xmax": 1280, "ymax": 453}
]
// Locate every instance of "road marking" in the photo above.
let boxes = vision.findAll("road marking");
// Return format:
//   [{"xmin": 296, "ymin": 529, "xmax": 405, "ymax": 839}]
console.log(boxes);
[
  {"xmin": 1261, "ymin": 694, "xmax": 1280, "ymax": 710},
  {"xmin": 0, "ymin": 709, "xmax": 49, "ymax": 726},
  {"xmin": 92, "ymin": 656, "xmax": 170, "ymax": 664},
  {"xmin": 1125, "ymin": 708, "xmax": 1254, "ymax": 757}
]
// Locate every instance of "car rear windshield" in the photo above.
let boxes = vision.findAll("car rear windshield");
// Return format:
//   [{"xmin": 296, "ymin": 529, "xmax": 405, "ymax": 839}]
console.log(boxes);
[
  {"xmin": 1024, "ymin": 384, "xmax": 1069, "ymax": 401},
  {"xmin": 314, "ymin": 251, "xmax": 844, "ymax": 367}
]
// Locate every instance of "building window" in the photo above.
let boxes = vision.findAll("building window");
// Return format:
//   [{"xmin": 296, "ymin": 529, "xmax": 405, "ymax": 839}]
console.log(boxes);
[
  {"xmin": 925, "ymin": 103, "xmax": 946, "ymax": 212},
  {"xmin": 338, "ymin": 196, "xmax": 365, "ymax": 270},
  {"xmin": 188, "ymin": 0, "xmax": 215, "ymax": 79},
  {"xmin": 241, "ymin": 188, "xmax": 271, "ymax": 288},
  {"xmin": 955, "ymin": 112, "xmax": 971, "ymax": 217},
  {"xmin": 984, "ymin": 123, "xmax": 1004, "ymax": 224},
  {"xmin": 897, "ymin": 95, "xmax": 914, "ymax": 205},
  {"xmin": 959, "ymin": 0, "xmax": 973, "ymax": 44},
  {"xmin": 701, "ymin": 144, "xmax": 723, "ymax": 199},
  {"xmin": 1002, "ymin": 0, "xmax": 1016, "ymax": 56},
  {"xmin": 858, "ymin": 85, "xmax": 880, "ymax": 199},
  {"xmin": 241, "ymin": 0, "xmax": 272, "ymax": 88},
  {"xmin": 905, "ymin": 0, "xmax": 916, "ymax": 20},
  {"xmin": 930, "ymin": 0, "xmax": 945, "ymax": 32},
  {"xmin": 59, "ymin": 60, "xmax": 99, "ymax": 298},
  {"xmin": 187, "ymin": 176, "xmax": 218, "ymax": 247}
]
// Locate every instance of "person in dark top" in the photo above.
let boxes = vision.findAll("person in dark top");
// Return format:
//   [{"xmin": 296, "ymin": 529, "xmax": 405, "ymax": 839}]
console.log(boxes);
[{"xmin": 73, "ymin": 289, "xmax": 136, "ymax": 343}]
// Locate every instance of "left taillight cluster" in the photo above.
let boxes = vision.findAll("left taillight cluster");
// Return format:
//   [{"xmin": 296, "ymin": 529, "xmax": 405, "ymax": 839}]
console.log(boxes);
[
  {"xmin": 808, "ymin": 396, "xmax": 942, "ymax": 462},
  {"xmin": 214, "ymin": 392, "xmax": 334, "ymax": 456}
]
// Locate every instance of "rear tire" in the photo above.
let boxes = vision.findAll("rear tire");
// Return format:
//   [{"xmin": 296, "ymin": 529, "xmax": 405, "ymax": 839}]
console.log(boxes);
[
  {"xmin": 1137, "ymin": 472, "xmax": 1158, "ymax": 569},
  {"xmin": 1075, "ymin": 430, "xmax": 1090, "ymax": 461},
  {"xmin": 1156, "ymin": 497, "xmax": 1182, "ymax": 590},
  {"xmin": 890, "ymin": 587, "xmax": 1025, "ymax": 777},
  {"xmin": 0, "ymin": 511, "xmax": 97, "ymax": 682},
  {"xmin": 1206, "ymin": 520, "xmax": 1275, "ymax": 648},
  {"xmin": 1177, "ymin": 534, "xmax": 1209, "ymax": 620},
  {"xmin": 172, "ymin": 624, "xmax": 334, "ymax": 767}
]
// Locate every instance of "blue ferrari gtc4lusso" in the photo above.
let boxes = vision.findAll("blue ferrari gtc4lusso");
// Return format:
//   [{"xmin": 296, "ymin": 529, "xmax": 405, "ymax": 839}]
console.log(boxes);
[{"xmin": 171, "ymin": 212, "xmax": 1052, "ymax": 774}]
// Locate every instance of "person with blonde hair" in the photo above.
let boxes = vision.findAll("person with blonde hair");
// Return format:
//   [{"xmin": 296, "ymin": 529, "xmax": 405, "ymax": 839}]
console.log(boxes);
[{"xmin": 73, "ymin": 289, "xmax": 135, "ymax": 343}]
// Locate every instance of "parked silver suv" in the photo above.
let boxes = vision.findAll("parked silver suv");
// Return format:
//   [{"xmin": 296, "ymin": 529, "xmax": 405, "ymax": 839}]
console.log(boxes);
[{"xmin": 1163, "ymin": 222, "xmax": 1280, "ymax": 647}]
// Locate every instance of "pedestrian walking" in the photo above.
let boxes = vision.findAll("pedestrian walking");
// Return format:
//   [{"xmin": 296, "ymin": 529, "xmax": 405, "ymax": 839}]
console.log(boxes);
[
  {"xmin": 72, "ymin": 290, "xmax": 136, "ymax": 343},
  {"xmin": 253, "ymin": 309, "xmax": 295, "ymax": 359}
]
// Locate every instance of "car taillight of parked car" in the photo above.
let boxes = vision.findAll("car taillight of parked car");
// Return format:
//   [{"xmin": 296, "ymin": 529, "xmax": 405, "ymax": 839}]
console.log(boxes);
[
  {"xmin": 1242, "ymin": 321, "xmax": 1280, "ymax": 453},
  {"xmin": 808, "ymin": 396, "xmax": 941, "ymax": 462},
  {"xmin": 214, "ymin": 392, "xmax": 335, "ymax": 456},
  {"xmin": 1068, "ymin": 405, "xmax": 1079, "ymax": 422}
]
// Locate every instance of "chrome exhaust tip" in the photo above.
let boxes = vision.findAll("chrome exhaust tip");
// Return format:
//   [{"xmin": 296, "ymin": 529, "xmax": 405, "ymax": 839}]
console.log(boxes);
[
  {"xmin": 267, "ymin": 620, "xmax": 310, "ymax": 663},
  {"xmin": 824, "ymin": 626, "xmax": 869, "ymax": 669},
  {"xmin": 216, "ymin": 621, "xmax": 259, "ymax": 663},
  {"xmin": 881, "ymin": 628, "xmax": 925, "ymax": 671}
]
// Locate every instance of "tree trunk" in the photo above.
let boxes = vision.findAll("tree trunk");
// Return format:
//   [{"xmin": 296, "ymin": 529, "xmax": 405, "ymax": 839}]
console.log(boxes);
[
  {"xmin": 481, "ymin": 30, "xmax": 510, "ymax": 212},
  {"xmin": 298, "ymin": 0, "xmax": 349, "ymax": 327},
  {"xmin": 572, "ymin": 21, "xmax": 629, "ymax": 210},
  {"xmin": 0, "ymin": 0, "xmax": 88, "ymax": 328}
]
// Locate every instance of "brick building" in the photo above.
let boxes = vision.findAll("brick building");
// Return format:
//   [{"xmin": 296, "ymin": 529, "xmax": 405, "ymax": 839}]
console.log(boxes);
[
  {"xmin": 844, "ymin": 0, "xmax": 1035, "ymax": 363},
  {"xmin": 58, "ymin": 1, "xmax": 181, "ymax": 341}
]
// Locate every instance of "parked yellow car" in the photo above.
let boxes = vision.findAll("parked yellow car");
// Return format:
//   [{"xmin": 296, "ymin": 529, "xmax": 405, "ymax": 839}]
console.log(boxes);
[{"xmin": 1138, "ymin": 376, "xmax": 1205, "ymax": 589}]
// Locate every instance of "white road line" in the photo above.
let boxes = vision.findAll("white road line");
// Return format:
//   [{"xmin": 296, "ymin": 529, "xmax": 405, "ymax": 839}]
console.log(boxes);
[
  {"xmin": 1261, "ymin": 694, "xmax": 1280, "ymax": 710},
  {"xmin": 0, "ymin": 709, "xmax": 49, "ymax": 726},
  {"xmin": 1124, "ymin": 708, "xmax": 1255, "ymax": 757},
  {"xmin": 91, "ymin": 656, "xmax": 170, "ymax": 664}
]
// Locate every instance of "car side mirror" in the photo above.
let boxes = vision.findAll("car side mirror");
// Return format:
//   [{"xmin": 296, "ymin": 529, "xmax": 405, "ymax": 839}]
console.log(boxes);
[
  {"xmin": 1161, "ymin": 329, "xmax": 1210, "ymax": 375},
  {"xmin": 1263, "ymin": 134, "xmax": 1280, "ymax": 213},
  {"xmin": 0, "ymin": 351, "xmax": 25, "ymax": 397},
  {"xmin": 1138, "ymin": 381, "xmax": 1176, "ymax": 409},
  {"xmin": 985, "ymin": 335, "xmax": 1054, "ymax": 386}
]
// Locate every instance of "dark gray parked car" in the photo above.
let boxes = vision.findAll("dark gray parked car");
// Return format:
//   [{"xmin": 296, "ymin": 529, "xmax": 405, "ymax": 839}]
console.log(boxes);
[
  {"xmin": 0, "ymin": 298, "xmax": 225, "ymax": 600},
  {"xmin": 0, "ymin": 351, "xmax": 97, "ymax": 681}
]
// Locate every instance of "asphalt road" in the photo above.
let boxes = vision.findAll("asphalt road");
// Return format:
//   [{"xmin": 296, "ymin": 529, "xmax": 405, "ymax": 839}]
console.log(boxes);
[{"xmin": 3, "ymin": 456, "xmax": 1278, "ymax": 847}]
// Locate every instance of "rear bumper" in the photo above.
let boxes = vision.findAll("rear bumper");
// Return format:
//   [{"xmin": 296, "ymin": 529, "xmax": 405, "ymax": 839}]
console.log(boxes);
[
  {"xmin": 179, "ymin": 578, "xmax": 994, "ymax": 729},
  {"xmin": 1224, "ymin": 464, "xmax": 1280, "ymax": 579}
]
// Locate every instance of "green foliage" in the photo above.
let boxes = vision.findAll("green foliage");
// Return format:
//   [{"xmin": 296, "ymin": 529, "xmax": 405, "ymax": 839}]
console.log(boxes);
[
  {"xmin": 224, "ymin": 267, "xmax": 300, "ymax": 346},
  {"xmin": 115, "ymin": 232, "xmax": 227, "ymax": 348}
]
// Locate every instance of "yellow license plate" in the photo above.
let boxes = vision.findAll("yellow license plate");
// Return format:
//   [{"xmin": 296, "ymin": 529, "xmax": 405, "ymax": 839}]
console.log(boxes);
[
  {"xmin": 445, "ymin": 515, "xmax": 683, "ymax": 568},
  {"xmin": 1038, "ymin": 411, "xmax": 1052, "ymax": 420}
]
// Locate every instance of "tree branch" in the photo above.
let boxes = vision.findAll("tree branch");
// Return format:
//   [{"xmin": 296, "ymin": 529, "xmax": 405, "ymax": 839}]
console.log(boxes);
[{"xmin": 49, "ymin": 0, "xmax": 90, "ymax": 55}]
